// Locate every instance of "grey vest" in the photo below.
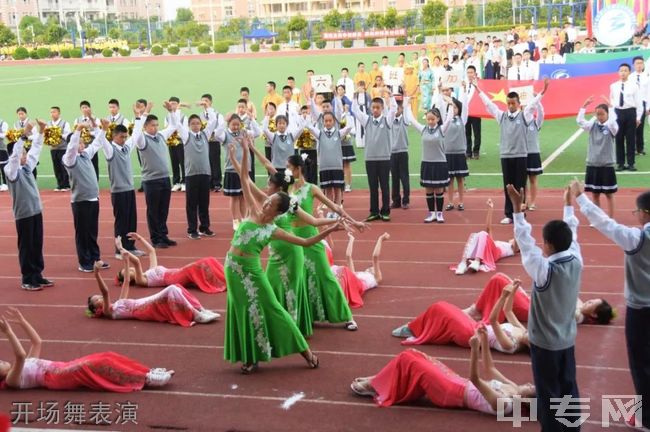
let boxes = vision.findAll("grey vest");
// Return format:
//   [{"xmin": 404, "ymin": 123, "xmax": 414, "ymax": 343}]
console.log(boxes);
[
  {"xmin": 48, "ymin": 119, "xmax": 68, "ymax": 150},
  {"xmin": 107, "ymin": 114, "xmax": 127, "ymax": 125},
  {"xmin": 528, "ymin": 255, "xmax": 582, "ymax": 350},
  {"xmin": 271, "ymin": 133, "xmax": 296, "ymax": 169},
  {"xmin": 444, "ymin": 117, "xmax": 467, "ymax": 154},
  {"xmin": 586, "ymin": 123, "xmax": 616, "ymax": 167},
  {"xmin": 184, "ymin": 131, "xmax": 211, "ymax": 177},
  {"xmin": 139, "ymin": 133, "xmax": 170, "ymax": 182},
  {"xmin": 106, "ymin": 144, "xmax": 134, "ymax": 193},
  {"xmin": 624, "ymin": 226, "xmax": 650, "ymax": 308},
  {"xmin": 317, "ymin": 113, "xmax": 340, "ymax": 131},
  {"xmin": 0, "ymin": 120, "xmax": 5, "ymax": 151},
  {"xmin": 318, "ymin": 130, "xmax": 343, "ymax": 171},
  {"xmin": 364, "ymin": 116, "xmax": 391, "ymax": 161},
  {"xmin": 65, "ymin": 152, "xmax": 99, "ymax": 202},
  {"xmin": 222, "ymin": 131, "xmax": 250, "ymax": 173},
  {"xmin": 421, "ymin": 126, "xmax": 446, "ymax": 163},
  {"xmin": 8, "ymin": 167, "xmax": 42, "ymax": 220},
  {"xmin": 390, "ymin": 116, "xmax": 409, "ymax": 154},
  {"xmin": 525, "ymin": 119, "xmax": 541, "ymax": 154},
  {"xmin": 498, "ymin": 112, "xmax": 528, "ymax": 158}
]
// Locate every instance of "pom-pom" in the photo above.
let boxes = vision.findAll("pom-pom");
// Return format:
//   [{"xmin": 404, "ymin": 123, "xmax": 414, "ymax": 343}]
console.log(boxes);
[
  {"xmin": 295, "ymin": 128, "xmax": 316, "ymax": 150},
  {"xmin": 201, "ymin": 120, "xmax": 208, "ymax": 131},
  {"xmin": 105, "ymin": 122, "xmax": 117, "ymax": 142},
  {"xmin": 268, "ymin": 118, "xmax": 277, "ymax": 133},
  {"xmin": 301, "ymin": 152, "xmax": 308, "ymax": 161},
  {"xmin": 127, "ymin": 123, "xmax": 134, "ymax": 136},
  {"xmin": 80, "ymin": 128, "xmax": 94, "ymax": 145},
  {"xmin": 6, "ymin": 128, "xmax": 23, "ymax": 144},
  {"xmin": 44, "ymin": 126, "xmax": 62, "ymax": 147},
  {"xmin": 167, "ymin": 131, "xmax": 181, "ymax": 147}
]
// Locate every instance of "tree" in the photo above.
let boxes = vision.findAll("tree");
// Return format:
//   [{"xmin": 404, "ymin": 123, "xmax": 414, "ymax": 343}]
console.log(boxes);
[
  {"xmin": 44, "ymin": 21, "xmax": 67, "ymax": 43},
  {"xmin": 176, "ymin": 8, "xmax": 194, "ymax": 22},
  {"xmin": 421, "ymin": 0, "xmax": 448, "ymax": 28},
  {"xmin": 380, "ymin": 7, "xmax": 398, "ymax": 29},
  {"xmin": 323, "ymin": 10, "xmax": 342, "ymax": 29},
  {"xmin": 287, "ymin": 14, "xmax": 308, "ymax": 33},
  {"xmin": 176, "ymin": 21, "xmax": 209, "ymax": 42},
  {"xmin": 82, "ymin": 23, "xmax": 100, "ymax": 40},
  {"xmin": 108, "ymin": 27, "xmax": 122, "ymax": 40},
  {"xmin": 401, "ymin": 10, "xmax": 418, "ymax": 28},
  {"xmin": 19, "ymin": 15, "xmax": 45, "ymax": 42},
  {"xmin": 0, "ymin": 22, "xmax": 16, "ymax": 45},
  {"xmin": 366, "ymin": 12, "xmax": 382, "ymax": 29},
  {"xmin": 486, "ymin": 0, "xmax": 513, "ymax": 24},
  {"xmin": 464, "ymin": 4, "xmax": 476, "ymax": 25}
]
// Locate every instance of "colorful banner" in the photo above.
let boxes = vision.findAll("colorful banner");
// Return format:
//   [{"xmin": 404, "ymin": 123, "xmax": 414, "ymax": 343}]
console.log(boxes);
[
  {"xmin": 587, "ymin": 0, "xmax": 648, "ymax": 35},
  {"xmin": 565, "ymin": 48, "xmax": 650, "ymax": 64},
  {"xmin": 321, "ymin": 29, "xmax": 406, "ymax": 41},
  {"xmin": 539, "ymin": 56, "xmax": 635, "ymax": 77},
  {"xmin": 469, "ymin": 73, "xmax": 618, "ymax": 120}
]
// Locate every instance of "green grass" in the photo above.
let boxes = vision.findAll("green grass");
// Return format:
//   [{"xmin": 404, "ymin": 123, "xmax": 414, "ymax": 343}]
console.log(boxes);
[{"xmin": 1, "ymin": 54, "xmax": 648, "ymax": 190}]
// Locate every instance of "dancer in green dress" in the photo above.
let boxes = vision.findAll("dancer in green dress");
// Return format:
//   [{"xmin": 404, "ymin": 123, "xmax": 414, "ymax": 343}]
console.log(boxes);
[
  {"xmin": 223, "ymin": 135, "xmax": 344, "ymax": 373},
  {"xmin": 286, "ymin": 153, "xmax": 367, "ymax": 331},
  {"xmin": 229, "ymin": 144, "xmax": 339, "ymax": 337}
]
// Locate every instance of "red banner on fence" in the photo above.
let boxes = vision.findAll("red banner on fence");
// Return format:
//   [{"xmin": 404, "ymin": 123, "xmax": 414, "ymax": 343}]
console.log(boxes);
[{"xmin": 322, "ymin": 28, "xmax": 407, "ymax": 41}]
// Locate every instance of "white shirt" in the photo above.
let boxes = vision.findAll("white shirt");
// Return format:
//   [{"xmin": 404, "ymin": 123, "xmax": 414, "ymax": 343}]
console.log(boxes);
[
  {"xmin": 566, "ymin": 27, "xmax": 578, "ymax": 43},
  {"xmin": 507, "ymin": 63, "xmax": 534, "ymax": 81},
  {"xmin": 631, "ymin": 72, "xmax": 649, "ymax": 105},
  {"xmin": 337, "ymin": 77, "xmax": 355, "ymax": 100},
  {"xmin": 522, "ymin": 59, "xmax": 540, "ymax": 80},
  {"xmin": 610, "ymin": 80, "xmax": 644, "ymax": 120},
  {"xmin": 276, "ymin": 100, "xmax": 301, "ymax": 118},
  {"xmin": 547, "ymin": 54, "xmax": 565, "ymax": 64},
  {"xmin": 100, "ymin": 117, "xmax": 145, "ymax": 159}
]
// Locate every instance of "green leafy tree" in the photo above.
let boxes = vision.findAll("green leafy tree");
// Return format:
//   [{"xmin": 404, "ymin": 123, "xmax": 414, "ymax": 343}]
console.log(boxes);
[
  {"xmin": 366, "ymin": 12, "xmax": 382, "ymax": 29},
  {"xmin": 323, "ymin": 10, "xmax": 342, "ymax": 29},
  {"xmin": 0, "ymin": 23, "xmax": 16, "ymax": 45},
  {"xmin": 402, "ymin": 10, "xmax": 418, "ymax": 27},
  {"xmin": 380, "ymin": 7, "xmax": 398, "ymax": 29},
  {"xmin": 19, "ymin": 16, "xmax": 45, "ymax": 37},
  {"xmin": 421, "ymin": 0, "xmax": 448, "ymax": 28},
  {"xmin": 287, "ymin": 14, "xmax": 308, "ymax": 33},
  {"xmin": 486, "ymin": 0, "xmax": 513, "ymax": 24},
  {"xmin": 464, "ymin": 4, "xmax": 476, "ymax": 25},
  {"xmin": 82, "ymin": 23, "xmax": 100, "ymax": 40},
  {"xmin": 44, "ymin": 20, "xmax": 67, "ymax": 43},
  {"xmin": 342, "ymin": 10, "xmax": 356, "ymax": 24},
  {"xmin": 108, "ymin": 27, "xmax": 122, "ymax": 40},
  {"xmin": 177, "ymin": 21, "xmax": 209, "ymax": 42},
  {"xmin": 176, "ymin": 8, "xmax": 194, "ymax": 22}
]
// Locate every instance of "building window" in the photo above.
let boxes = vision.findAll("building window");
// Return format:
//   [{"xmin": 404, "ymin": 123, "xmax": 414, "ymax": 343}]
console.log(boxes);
[
  {"xmin": 225, "ymin": 6, "xmax": 233, "ymax": 17},
  {"xmin": 388, "ymin": 0, "xmax": 396, "ymax": 7}
]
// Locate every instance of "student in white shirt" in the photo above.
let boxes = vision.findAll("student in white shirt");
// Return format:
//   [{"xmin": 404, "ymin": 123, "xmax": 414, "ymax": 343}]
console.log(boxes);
[
  {"xmin": 610, "ymin": 63, "xmax": 643, "ymax": 171},
  {"xmin": 632, "ymin": 56, "xmax": 649, "ymax": 156},
  {"xmin": 522, "ymin": 50, "xmax": 539, "ymax": 80},
  {"xmin": 47, "ymin": 106, "xmax": 72, "ymax": 192},
  {"xmin": 547, "ymin": 45, "xmax": 564, "ymax": 64},
  {"xmin": 337, "ymin": 68, "xmax": 355, "ymax": 101},
  {"xmin": 73, "ymin": 101, "xmax": 100, "ymax": 181},
  {"xmin": 276, "ymin": 85, "xmax": 301, "ymax": 119},
  {"xmin": 506, "ymin": 53, "xmax": 533, "ymax": 81}
]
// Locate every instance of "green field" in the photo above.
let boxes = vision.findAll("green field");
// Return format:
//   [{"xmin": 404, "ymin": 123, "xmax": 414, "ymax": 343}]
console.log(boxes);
[{"xmin": 1, "ymin": 53, "xmax": 648, "ymax": 190}]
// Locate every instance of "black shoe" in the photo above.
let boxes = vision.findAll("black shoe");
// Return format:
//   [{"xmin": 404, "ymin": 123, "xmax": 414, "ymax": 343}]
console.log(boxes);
[
  {"xmin": 365, "ymin": 214, "xmax": 380, "ymax": 222},
  {"xmin": 628, "ymin": 165, "xmax": 638, "ymax": 172},
  {"xmin": 153, "ymin": 242, "xmax": 169, "ymax": 249},
  {"xmin": 637, "ymin": 151, "xmax": 646, "ymax": 156},
  {"xmin": 380, "ymin": 214, "xmax": 391, "ymax": 222},
  {"xmin": 213, "ymin": 186, "xmax": 222, "ymax": 192},
  {"xmin": 36, "ymin": 278, "xmax": 54, "ymax": 287},
  {"xmin": 188, "ymin": 232, "xmax": 201, "ymax": 240},
  {"xmin": 472, "ymin": 153, "xmax": 480, "ymax": 160},
  {"xmin": 163, "ymin": 238, "xmax": 178, "ymax": 246},
  {"xmin": 137, "ymin": 186, "xmax": 144, "ymax": 192},
  {"xmin": 21, "ymin": 283, "xmax": 42, "ymax": 291},
  {"xmin": 199, "ymin": 229, "xmax": 216, "ymax": 237},
  {"xmin": 616, "ymin": 165, "xmax": 625, "ymax": 171},
  {"xmin": 390, "ymin": 202, "xmax": 401, "ymax": 209},
  {"xmin": 402, "ymin": 203, "xmax": 410, "ymax": 209}
]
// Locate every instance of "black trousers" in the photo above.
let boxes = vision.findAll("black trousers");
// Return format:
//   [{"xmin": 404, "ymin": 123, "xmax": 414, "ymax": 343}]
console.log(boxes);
[
  {"xmin": 626, "ymin": 306, "xmax": 650, "ymax": 428},
  {"xmin": 208, "ymin": 140, "xmax": 222, "ymax": 188},
  {"xmin": 615, "ymin": 107, "xmax": 637, "ymax": 167},
  {"xmin": 303, "ymin": 149, "xmax": 318, "ymax": 185},
  {"xmin": 111, "ymin": 190, "xmax": 137, "ymax": 253},
  {"xmin": 366, "ymin": 160, "xmax": 391, "ymax": 216},
  {"xmin": 0, "ymin": 150, "xmax": 8, "ymax": 185},
  {"xmin": 249, "ymin": 149, "xmax": 256, "ymax": 182},
  {"xmin": 185, "ymin": 174, "xmax": 211, "ymax": 233},
  {"xmin": 71, "ymin": 201, "xmax": 100, "ymax": 268},
  {"xmin": 142, "ymin": 177, "xmax": 171, "ymax": 244},
  {"xmin": 636, "ymin": 105, "xmax": 646, "ymax": 153},
  {"xmin": 390, "ymin": 152, "xmax": 410, "ymax": 206},
  {"xmin": 50, "ymin": 149, "xmax": 70, "ymax": 189},
  {"xmin": 91, "ymin": 153, "xmax": 99, "ymax": 181},
  {"xmin": 465, "ymin": 116, "xmax": 482, "ymax": 156},
  {"xmin": 530, "ymin": 344, "xmax": 580, "ymax": 432},
  {"xmin": 16, "ymin": 213, "xmax": 44, "ymax": 285},
  {"xmin": 501, "ymin": 157, "xmax": 528, "ymax": 219},
  {"xmin": 169, "ymin": 145, "xmax": 185, "ymax": 184}
]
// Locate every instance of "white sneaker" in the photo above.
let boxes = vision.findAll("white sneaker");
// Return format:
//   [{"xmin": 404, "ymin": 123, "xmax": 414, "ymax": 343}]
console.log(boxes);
[
  {"xmin": 500, "ymin": 217, "xmax": 513, "ymax": 225},
  {"xmin": 455, "ymin": 261, "xmax": 468, "ymax": 275},
  {"xmin": 468, "ymin": 259, "xmax": 481, "ymax": 272},
  {"xmin": 145, "ymin": 369, "xmax": 173, "ymax": 387},
  {"xmin": 344, "ymin": 184, "xmax": 352, "ymax": 193},
  {"xmin": 114, "ymin": 253, "xmax": 123, "ymax": 260},
  {"xmin": 194, "ymin": 309, "xmax": 220, "ymax": 323},
  {"xmin": 0, "ymin": 184, "xmax": 8, "ymax": 192},
  {"xmin": 53, "ymin": 188, "xmax": 61, "ymax": 192},
  {"xmin": 424, "ymin": 212, "xmax": 436, "ymax": 223},
  {"xmin": 171, "ymin": 183, "xmax": 182, "ymax": 192},
  {"xmin": 436, "ymin": 212, "xmax": 445, "ymax": 223},
  {"xmin": 180, "ymin": 184, "xmax": 186, "ymax": 192}
]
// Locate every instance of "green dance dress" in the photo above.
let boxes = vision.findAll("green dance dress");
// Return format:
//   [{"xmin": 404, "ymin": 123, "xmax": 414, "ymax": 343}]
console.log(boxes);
[
  {"xmin": 289, "ymin": 183, "xmax": 353, "ymax": 324},
  {"xmin": 266, "ymin": 213, "xmax": 313, "ymax": 337},
  {"xmin": 224, "ymin": 219, "xmax": 308, "ymax": 364}
]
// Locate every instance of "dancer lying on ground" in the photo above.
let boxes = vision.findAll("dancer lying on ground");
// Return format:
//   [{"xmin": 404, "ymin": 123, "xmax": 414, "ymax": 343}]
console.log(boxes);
[
  {"xmin": 89, "ymin": 256, "xmax": 219, "ymax": 327},
  {"xmin": 451, "ymin": 199, "xmax": 519, "ymax": 275},
  {"xmin": 117, "ymin": 233, "xmax": 225, "ymax": 293},
  {"xmin": 0, "ymin": 307, "xmax": 174, "ymax": 391},
  {"xmin": 351, "ymin": 326, "xmax": 536, "ymax": 415},
  {"xmin": 392, "ymin": 280, "xmax": 529, "ymax": 354}
]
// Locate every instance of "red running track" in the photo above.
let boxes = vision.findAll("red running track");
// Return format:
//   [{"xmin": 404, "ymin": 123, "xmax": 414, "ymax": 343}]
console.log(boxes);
[{"xmin": 0, "ymin": 188, "xmax": 641, "ymax": 431}]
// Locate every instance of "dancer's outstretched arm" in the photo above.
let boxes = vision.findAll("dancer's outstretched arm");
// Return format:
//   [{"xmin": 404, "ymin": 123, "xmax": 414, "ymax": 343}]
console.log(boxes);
[
  {"xmin": 469, "ymin": 333, "xmax": 499, "ymax": 411},
  {"xmin": 371, "ymin": 233, "xmax": 390, "ymax": 284},
  {"xmin": 118, "ymin": 252, "xmax": 132, "ymax": 301},
  {"xmin": 477, "ymin": 325, "xmax": 517, "ymax": 387},
  {"xmin": 5, "ymin": 308, "xmax": 41, "ymax": 359},
  {"xmin": 126, "ymin": 232, "xmax": 157, "ymax": 269},
  {"xmin": 488, "ymin": 283, "xmax": 517, "ymax": 352},
  {"xmin": 229, "ymin": 143, "xmax": 270, "ymax": 204},
  {"xmin": 485, "ymin": 199, "xmax": 494, "ymax": 236},
  {"xmin": 93, "ymin": 262, "xmax": 113, "ymax": 318},
  {"xmin": 346, "ymin": 233, "xmax": 356, "ymax": 273},
  {"xmin": 503, "ymin": 280, "xmax": 526, "ymax": 331},
  {"xmin": 0, "ymin": 318, "xmax": 27, "ymax": 388}
]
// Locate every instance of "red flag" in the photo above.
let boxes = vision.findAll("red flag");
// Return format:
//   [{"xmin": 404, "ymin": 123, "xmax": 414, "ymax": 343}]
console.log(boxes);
[
  {"xmin": 586, "ymin": 0, "xmax": 593, "ymax": 38},
  {"xmin": 469, "ymin": 73, "xmax": 618, "ymax": 119}
]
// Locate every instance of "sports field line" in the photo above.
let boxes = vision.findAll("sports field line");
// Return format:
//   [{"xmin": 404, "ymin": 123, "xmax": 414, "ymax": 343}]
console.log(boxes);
[
  {"xmin": 0, "ymin": 66, "xmax": 144, "ymax": 87},
  {"xmin": 542, "ymin": 128, "xmax": 585, "ymax": 169}
]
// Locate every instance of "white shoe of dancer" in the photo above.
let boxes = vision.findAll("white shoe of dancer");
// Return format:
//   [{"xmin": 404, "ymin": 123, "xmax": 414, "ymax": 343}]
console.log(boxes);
[
  {"xmin": 145, "ymin": 369, "xmax": 174, "ymax": 387},
  {"xmin": 455, "ymin": 261, "xmax": 468, "ymax": 275},
  {"xmin": 468, "ymin": 259, "xmax": 481, "ymax": 273},
  {"xmin": 194, "ymin": 309, "xmax": 220, "ymax": 323}
]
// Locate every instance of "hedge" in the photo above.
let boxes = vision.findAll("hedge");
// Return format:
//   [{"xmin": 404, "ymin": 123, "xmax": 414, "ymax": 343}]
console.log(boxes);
[
  {"xmin": 102, "ymin": 48, "xmax": 113, "ymax": 57},
  {"xmin": 250, "ymin": 43, "xmax": 260, "ymax": 52},
  {"xmin": 168, "ymin": 44, "xmax": 180, "ymax": 55},
  {"xmin": 60, "ymin": 49, "xmax": 71, "ymax": 59},
  {"xmin": 70, "ymin": 48, "xmax": 83, "ymax": 58},
  {"xmin": 36, "ymin": 47, "xmax": 50, "ymax": 59},
  {"xmin": 365, "ymin": 38, "xmax": 377, "ymax": 47},
  {"xmin": 300, "ymin": 40, "xmax": 311, "ymax": 50},
  {"xmin": 271, "ymin": 43, "xmax": 280, "ymax": 51},
  {"xmin": 214, "ymin": 41, "xmax": 230, "ymax": 53},
  {"xmin": 151, "ymin": 44, "xmax": 163, "ymax": 55},
  {"xmin": 414, "ymin": 34, "xmax": 425, "ymax": 44},
  {"xmin": 315, "ymin": 40, "xmax": 326, "ymax": 49},
  {"xmin": 119, "ymin": 48, "xmax": 131, "ymax": 57},
  {"xmin": 197, "ymin": 43, "xmax": 211, "ymax": 54},
  {"xmin": 12, "ymin": 47, "xmax": 29, "ymax": 60},
  {"xmin": 29, "ymin": 50, "xmax": 39, "ymax": 59},
  {"xmin": 342, "ymin": 40, "xmax": 353, "ymax": 48}
]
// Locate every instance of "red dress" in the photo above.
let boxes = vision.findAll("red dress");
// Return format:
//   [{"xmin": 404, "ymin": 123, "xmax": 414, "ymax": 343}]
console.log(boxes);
[
  {"xmin": 404, "ymin": 301, "xmax": 477, "ymax": 347},
  {"xmin": 450, "ymin": 231, "xmax": 513, "ymax": 273},
  {"xmin": 332, "ymin": 265, "xmax": 366, "ymax": 308},
  {"xmin": 16, "ymin": 353, "xmax": 150, "ymax": 393},
  {"xmin": 145, "ymin": 257, "xmax": 226, "ymax": 293},
  {"xmin": 475, "ymin": 273, "xmax": 530, "ymax": 323},
  {"xmin": 371, "ymin": 349, "xmax": 468, "ymax": 408}
]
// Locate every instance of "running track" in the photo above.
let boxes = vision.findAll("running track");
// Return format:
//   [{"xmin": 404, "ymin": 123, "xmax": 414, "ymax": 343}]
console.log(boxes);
[{"xmin": 0, "ymin": 188, "xmax": 641, "ymax": 431}]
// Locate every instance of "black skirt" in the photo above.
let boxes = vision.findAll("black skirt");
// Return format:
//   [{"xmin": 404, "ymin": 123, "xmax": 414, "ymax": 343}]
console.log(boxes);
[
  {"xmin": 319, "ymin": 169, "xmax": 345, "ymax": 189},
  {"xmin": 420, "ymin": 161, "xmax": 450, "ymax": 188},
  {"xmin": 445, "ymin": 153, "xmax": 469, "ymax": 178},
  {"xmin": 527, "ymin": 153, "xmax": 543, "ymax": 175},
  {"xmin": 342, "ymin": 145, "xmax": 356, "ymax": 162},
  {"xmin": 585, "ymin": 166, "xmax": 617, "ymax": 194},
  {"xmin": 223, "ymin": 171, "xmax": 255, "ymax": 196}
]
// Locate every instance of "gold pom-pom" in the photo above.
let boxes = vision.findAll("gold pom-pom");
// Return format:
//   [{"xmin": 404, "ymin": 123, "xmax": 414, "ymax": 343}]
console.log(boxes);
[
  {"xmin": 268, "ymin": 118, "xmax": 277, "ymax": 133},
  {"xmin": 105, "ymin": 123, "xmax": 117, "ymax": 142},
  {"xmin": 340, "ymin": 119, "xmax": 347, "ymax": 128},
  {"xmin": 81, "ymin": 128, "xmax": 94, "ymax": 145},
  {"xmin": 127, "ymin": 123, "xmax": 134, "ymax": 136},
  {"xmin": 44, "ymin": 126, "xmax": 62, "ymax": 147},
  {"xmin": 167, "ymin": 131, "xmax": 181, "ymax": 147},
  {"xmin": 201, "ymin": 120, "xmax": 207, "ymax": 131},
  {"xmin": 296, "ymin": 128, "xmax": 316, "ymax": 150},
  {"xmin": 6, "ymin": 128, "xmax": 23, "ymax": 144}
]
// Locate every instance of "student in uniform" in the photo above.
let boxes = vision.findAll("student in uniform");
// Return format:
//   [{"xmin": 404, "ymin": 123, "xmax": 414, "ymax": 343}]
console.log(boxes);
[
  {"xmin": 133, "ymin": 98, "xmax": 148, "ymax": 192},
  {"xmin": 404, "ymin": 98, "xmax": 454, "ymax": 223},
  {"xmin": 610, "ymin": 63, "xmax": 643, "ymax": 172},
  {"xmin": 4, "ymin": 120, "xmax": 54, "ymax": 291},
  {"xmin": 199, "ymin": 93, "xmax": 224, "ymax": 193},
  {"xmin": 577, "ymin": 96, "xmax": 618, "ymax": 218},
  {"xmin": 571, "ymin": 183, "xmax": 650, "ymax": 430},
  {"xmin": 261, "ymin": 108, "xmax": 301, "ymax": 176},
  {"xmin": 0, "ymin": 115, "xmax": 10, "ymax": 192},
  {"xmin": 524, "ymin": 101, "xmax": 544, "ymax": 211},
  {"xmin": 63, "ymin": 120, "xmax": 110, "ymax": 273},
  {"xmin": 353, "ymin": 81, "xmax": 371, "ymax": 151},
  {"xmin": 442, "ymin": 87, "xmax": 471, "ymax": 212},
  {"xmin": 177, "ymin": 107, "xmax": 219, "ymax": 240},
  {"xmin": 389, "ymin": 101, "xmax": 410, "ymax": 210},
  {"xmin": 262, "ymin": 102, "xmax": 277, "ymax": 162},
  {"xmin": 507, "ymin": 184, "xmax": 583, "ymax": 432},
  {"xmin": 10, "ymin": 107, "xmax": 30, "ymax": 158},
  {"xmin": 133, "ymin": 101, "xmax": 180, "ymax": 249},
  {"xmin": 47, "ymin": 107, "xmax": 72, "ymax": 192},
  {"xmin": 295, "ymin": 105, "xmax": 319, "ymax": 185},
  {"xmin": 238, "ymin": 87, "xmax": 258, "ymax": 120},
  {"xmin": 97, "ymin": 110, "xmax": 146, "ymax": 259},
  {"xmin": 262, "ymin": 81, "xmax": 284, "ymax": 113},
  {"xmin": 632, "ymin": 56, "xmax": 648, "ymax": 156},
  {"xmin": 475, "ymin": 78, "xmax": 548, "ymax": 224},
  {"xmin": 235, "ymin": 98, "xmax": 258, "ymax": 181},
  {"xmin": 74, "ymin": 101, "xmax": 100, "ymax": 181},
  {"xmin": 107, "ymin": 99, "xmax": 131, "ymax": 128},
  {"xmin": 464, "ymin": 66, "xmax": 482, "ymax": 159},
  {"xmin": 277, "ymin": 85, "xmax": 301, "ymax": 119},
  {"xmin": 165, "ymin": 96, "xmax": 188, "ymax": 192},
  {"xmin": 352, "ymin": 88, "xmax": 397, "ymax": 222}
]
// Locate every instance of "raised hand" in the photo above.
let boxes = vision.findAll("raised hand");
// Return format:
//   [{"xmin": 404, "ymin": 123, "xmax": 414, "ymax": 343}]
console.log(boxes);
[
  {"xmin": 542, "ymin": 77, "xmax": 550, "ymax": 94},
  {"xmin": 146, "ymin": 101, "xmax": 154, "ymax": 113},
  {"xmin": 93, "ymin": 260, "xmax": 104, "ymax": 274},
  {"xmin": 5, "ymin": 307, "xmax": 25, "ymax": 324},
  {"xmin": 24, "ymin": 122, "xmax": 34, "ymax": 136},
  {"xmin": 126, "ymin": 232, "xmax": 143, "ymax": 243},
  {"xmin": 506, "ymin": 184, "xmax": 524, "ymax": 213},
  {"xmin": 569, "ymin": 178, "xmax": 584, "ymax": 197},
  {"xmin": 35, "ymin": 119, "xmax": 47, "ymax": 133},
  {"xmin": 115, "ymin": 236, "xmax": 125, "ymax": 252},
  {"xmin": 100, "ymin": 118, "xmax": 110, "ymax": 130},
  {"xmin": 582, "ymin": 96, "xmax": 594, "ymax": 108},
  {"xmin": 486, "ymin": 198, "xmax": 494, "ymax": 209},
  {"xmin": 564, "ymin": 185, "xmax": 572, "ymax": 206},
  {"xmin": 0, "ymin": 317, "xmax": 10, "ymax": 334},
  {"xmin": 469, "ymin": 335, "xmax": 480, "ymax": 350},
  {"xmin": 163, "ymin": 101, "xmax": 172, "ymax": 112}
]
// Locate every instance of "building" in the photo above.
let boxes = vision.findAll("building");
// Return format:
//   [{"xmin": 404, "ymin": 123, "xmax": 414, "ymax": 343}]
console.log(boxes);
[{"xmin": 0, "ymin": 0, "xmax": 163, "ymax": 28}]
